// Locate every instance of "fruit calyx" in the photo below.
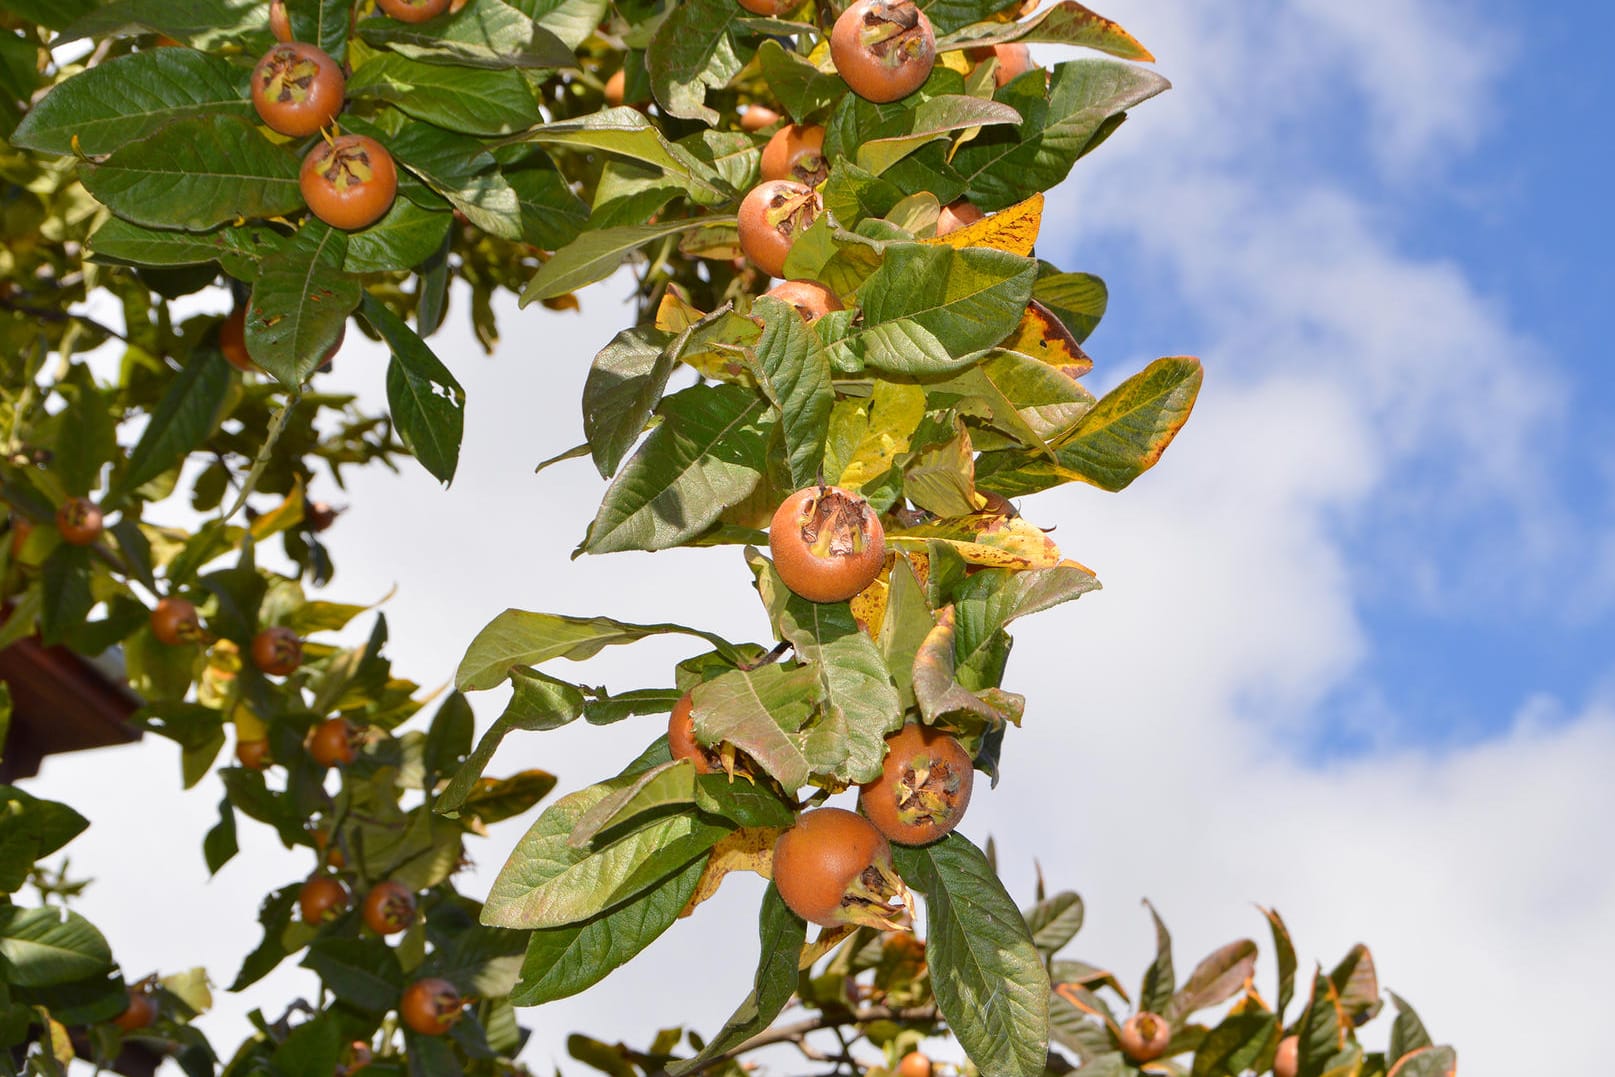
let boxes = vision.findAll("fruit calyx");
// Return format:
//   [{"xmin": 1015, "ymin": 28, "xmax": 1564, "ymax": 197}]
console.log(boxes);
[{"xmin": 796, "ymin": 486, "xmax": 877, "ymax": 558}]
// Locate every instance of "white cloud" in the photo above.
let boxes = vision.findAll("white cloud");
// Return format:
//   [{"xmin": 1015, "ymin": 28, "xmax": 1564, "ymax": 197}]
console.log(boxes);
[{"xmin": 19, "ymin": 3, "xmax": 1609, "ymax": 1075}]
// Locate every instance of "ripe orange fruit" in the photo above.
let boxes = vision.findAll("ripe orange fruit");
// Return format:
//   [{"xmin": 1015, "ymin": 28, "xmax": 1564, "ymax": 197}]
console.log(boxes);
[
  {"xmin": 768, "ymin": 486, "xmax": 885, "ymax": 603},
  {"xmin": 858, "ymin": 723, "xmax": 974, "ymax": 845},
  {"xmin": 773, "ymin": 807, "xmax": 911, "ymax": 930}
]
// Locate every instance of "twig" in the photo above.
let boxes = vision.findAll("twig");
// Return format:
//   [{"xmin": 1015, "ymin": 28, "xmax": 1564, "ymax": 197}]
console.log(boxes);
[
  {"xmin": 221, "ymin": 389, "xmax": 300, "ymax": 523},
  {"xmin": 673, "ymin": 1005, "xmax": 938, "ymax": 1075}
]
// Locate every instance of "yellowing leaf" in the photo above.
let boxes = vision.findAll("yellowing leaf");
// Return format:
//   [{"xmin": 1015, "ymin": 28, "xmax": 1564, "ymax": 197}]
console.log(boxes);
[
  {"xmin": 850, "ymin": 571, "xmax": 891, "ymax": 638},
  {"xmin": 999, "ymin": 298, "xmax": 1093, "ymax": 379},
  {"xmin": 248, "ymin": 476, "xmax": 304, "ymax": 541},
  {"xmin": 654, "ymin": 289, "xmax": 705, "ymax": 334},
  {"xmin": 929, "ymin": 192, "xmax": 1043, "ymax": 256},
  {"xmin": 826, "ymin": 381, "xmax": 927, "ymax": 491},
  {"xmin": 679, "ymin": 826, "xmax": 783, "ymax": 918},
  {"xmin": 887, "ymin": 513, "xmax": 1064, "ymax": 569}
]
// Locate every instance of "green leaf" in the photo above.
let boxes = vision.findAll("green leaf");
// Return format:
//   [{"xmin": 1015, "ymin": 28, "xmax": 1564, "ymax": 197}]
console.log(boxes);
[
  {"xmin": 439, "ymin": 671, "xmax": 586, "ymax": 812},
  {"xmin": 950, "ymin": 564, "xmax": 1099, "ymax": 688},
  {"xmin": 422, "ymin": 923, "xmax": 527, "ymax": 998},
  {"xmin": 348, "ymin": 54, "xmax": 541, "ymax": 135},
  {"xmin": 39, "ymin": 545, "xmax": 93, "ymax": 647},
  {"xmin": 507, "ymin": 0, "xmax": 608, "ymax": 48},
  {"xmin": 579, "ymin": 384, "xmax": 772, "ymax": 554},
  {"xmin": 1295, "ymin": 972, "xmax": 1344, "ymax": 1077},
  {"xmin": 749, "ymin": 296, "xmax": 832, "ymax": 489},
  {"xmin": 79, "ymin": 114, "xmax": 303, "ymax": 232},
  {"xmin": 89, "ymin": 217, "xmax": 276, "ymax": 281},
  {"xmin": 1169, "ymin": 939, "xmax": 1257, "ymax": 1022},
  {"xmin": 1023, "ymin": 890, "xmax": 1084, "ymax": 956},
  {"xmin": 1138, "ymin": 899, "xmax": 1174, "ymax": 1016},
  {"xmin": 12, "ymin": 47, "xmax": 251, "ymax": 156},
  {"xmin": 520, "ymin": 108, "xmax": 728, "ymax": 203},
  {"xmin": 665, "ymin": 886, "xmax": 806, "ymax": 1076},
  {"xmin": 301, "ymin": 938, "xmax": 403, "ymax": 1013},
  {"xmin": 344, "ymin": 197, "xmax": 454, "ymax": 274},
  {"xmin": 894, "ymin": 835, "xmax": 1050, "ymax": 1077},
  {"xmin": 361, "ymin": 293, "xmax": 465, "ymax": 483},
  {"xmin": 356, "ymin": 0, "xmax": 575, "ymax": 69},
  {"xmin": 519, "ymin": 218, "xmax": 720, "ymax": 304},
  {"xmin": 230, "ymin": 884, "xmax": 299, "ymax": 990},
  {"xmin": 386, "ymin": 120, "xmax": 523, "ymax": 241},
  {"xmin": 646, "ymin": 0, "xmax": 748, "ymax": 125},
  {"xmin": 0, "ymin": 907, "xmax": 113, "ymax": 988},
  {"xmin": 750, "ymin": 551, "xmax": 904, "ymax": 784},
  {"xmin": 835, "ymin": 243, "xmax": 1037, "ymax": 375},
  {"xmin": 1, "ymin": 0, "xmax": 96, "ymax": 32},
  {"xmin": 245, "ymin": 223, "xmax": 362, "ymax": 386},
  {"xmin": 952, "ymin": 59, "xmax": 1170, "ymax": 211},
  {"xmin": 269, "ymin": 1011, "xmax": 343, "ymax": 1077},
  {"xmin": 202, "ymin": 795, "xmax": 238, "ymax": 876},
  {"xmin": 481, "ymin": 775, "xmax": 728, "ymax": 929},
  {"xmin": 1189, "ymin": 1012, "xmax": 1275, "ymax": 1077},
  {"xmin": 977, "ymin": 356, "xmax": 1201, "ymax": 495},
  {"xmin": 689, "ymin": 664, "xmax": 818, "ymax": 790},
  {"xmin": 0, "ymin": 787, "xmax": 89, "ymax": 893},
  {"xmin": 1328, "ymin": 944, "xmax": 1382, "ymax": 1028},
  {"xmin": 756, "ymin": 39, "xmax": 845, "ymax": 122},
  {"xmin": 1386, "ymin": 991, "xmax": 1432, "ymax": 1061},
  {"xmin": 856, "ymin": 95, "xmax": 1023, "ymax": 176},
  {"xmin": 1262, "ymin": 906, "xmax": 1298, "ymax": 1020},
  {"xmin": 108, "ymin": 352, "xmax": 232, "ymax": 506},
  {"xmin": 455, "ymin": 608, "xmax": 748, "ymax": 692},
  {"xmin": 54, "ymin": 0, "xmax": 264, "ymax": 46},
  {"xmin": 580, "ymin": 324, "xmax": 676, "ymax": 479},
  {"xmin": 512, "ymin": 854, "xmax": 703, "ymax": 1006},
  {"xmin": 458, "ymin": 769, "xmax": 558, "ymax": 826},
  {"xmin": 424, "ymin": 692, "xmax": 475, "ymax": 782},
  {"xmin": 1032, "ymin": 271, "xmax": 1107, "ymax": 343}
]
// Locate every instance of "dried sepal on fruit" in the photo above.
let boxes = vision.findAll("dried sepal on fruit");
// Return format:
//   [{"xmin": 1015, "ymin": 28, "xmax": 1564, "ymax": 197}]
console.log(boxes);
[
  {"xmin": 737, "ymin": 180, "xmax": 822, "ymax": 278},
  {"xmin": 831, "ymin": 0, "xmax": 936, "ymax": 103},
  {"xmin": 150, "ymin": 597, "xmax": 202, "ymax": 646},
  {"xmin": 768, "ymin": 485, "xmax": 885, "ymax": 603},
  {"xmin": 250, "ymin": 42, "xmax": 344, "ymax": 137},
  {"xmin": 298, "ymin": 874, "xmax": 351, "ymax": 924},
  {"xmin": 300, "ymin": 134, "xmax": 397, "ymax": 231},
  {"xmin": 251, "ymin": 626, "xmax": 302, "ymax": 676},
  {"xmin": 772, "ymin": 807, "xmax": 913, "ymax": 930},
  {"xmin": 400, "ymin": 978, "xmax": 463, "ymax": 1035},
  {"xmin": 55, "ymin": 497, "xmax": 102, "ymax": 546},
  {"xmin": 858, "ymin": 722, "xmax": 974, "ymax": 845},
  {"xmin": 1119, "ymin": 1011, "xmax": 1172, "ymax": 1063},
  {"xmin": 760, "ymin": 123, "xmax": 827, "ymax": 187}
]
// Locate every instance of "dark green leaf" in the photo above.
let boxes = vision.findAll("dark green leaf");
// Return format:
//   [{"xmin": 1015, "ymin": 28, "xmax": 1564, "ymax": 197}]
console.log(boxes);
[
  {"xmin": 361, "ymin": 293, "xmax": 465, "ymax": 483},
  {"xmin": 750, "ymin": 295, "xmax": 832, "ymax": 489},
  {"xmin": 39, "ymin": 544, "xmax": 93, "ymax": 647},
  {"xmin": 581, "ymin": 324, "xmax": 676, "ymax": 479},
  {"xmin": 348, "ymin": 54, "xmax": 541, "ymax": 135},
  {"xmin": 109, "ymin": 352, "xmax": 232, "ymax": 506},
  {"xmin": 301, "ymin": 938, "xmax": 403, "ymax": 1013},
  {"xmin": 245, "ymin": 223, "xmax": 361, "ymax": 386},
  {"xmin": 356, "ymin": 0, "xmax": 574, "ymax": 69},
  {"xmin": 0, "ymin": 906, "xmax": 113, "ymax": 988},
  {"xmin": 646, "ymin": 0, "xmax": 747, "ymax": 125}
]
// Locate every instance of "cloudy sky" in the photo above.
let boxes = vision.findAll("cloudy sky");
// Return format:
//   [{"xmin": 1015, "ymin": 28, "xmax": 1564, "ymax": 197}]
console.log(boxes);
[{"xmin": 25, "ymin": 0, "xmax": 1614, "ymax": 1073}]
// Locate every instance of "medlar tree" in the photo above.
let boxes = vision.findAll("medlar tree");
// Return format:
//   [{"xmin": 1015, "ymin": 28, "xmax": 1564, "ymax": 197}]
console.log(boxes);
[{"xmin": 0, "ymin": 0, "xmax": 1457, "ymax": 1075}]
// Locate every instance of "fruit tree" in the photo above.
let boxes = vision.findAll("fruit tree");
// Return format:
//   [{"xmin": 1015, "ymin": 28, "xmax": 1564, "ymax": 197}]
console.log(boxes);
[{"xmin": 0, "ymin": 0, "xmax": 1457, "ymax": 1075}]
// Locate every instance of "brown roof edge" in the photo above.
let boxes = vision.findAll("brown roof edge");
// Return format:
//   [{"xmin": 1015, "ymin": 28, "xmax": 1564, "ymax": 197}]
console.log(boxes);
[{"xmin": 0, "ymin": 633, "xmax": 142, "ymax": 784}]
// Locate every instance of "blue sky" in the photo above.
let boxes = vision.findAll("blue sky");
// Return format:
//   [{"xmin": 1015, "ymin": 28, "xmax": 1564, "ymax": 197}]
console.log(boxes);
[{"xmin": 1067, "ymin": 0, "xmax": 1615, "ymax": 756}]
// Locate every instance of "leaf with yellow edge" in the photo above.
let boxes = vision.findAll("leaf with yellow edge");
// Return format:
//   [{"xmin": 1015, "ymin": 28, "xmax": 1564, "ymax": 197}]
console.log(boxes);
[
  {"xmin": 913, "ymin": 605, "xmax": 1023, "ymax": 727},
  {"xmin": 928, "ymin": 192, "xmax": 1042, "ymax": 256},
  {"xmin": 35, "ymin": 1009, "xmax": 73, "ymax": 1067},
  {"xmin": 679, "ymin": 825, "xmax": 784, "ymax": 918},
  {"xmin": 824, "ymin": 380, "xmax": 927, "ymax": 491},
  {"xmin": 800, "ymin": 924, "xmax": 857, "ymax": 969},
  {"xmin": 887, "ymin": 513, "xmax": 1064, "ymax": 570},
  {"xmin": 850, "ymin": 573, "xmax": 889, "ymax": 638},
  {"xmin": 999, "ymin": 298, "xmax": 1093, "ymax": 379}
]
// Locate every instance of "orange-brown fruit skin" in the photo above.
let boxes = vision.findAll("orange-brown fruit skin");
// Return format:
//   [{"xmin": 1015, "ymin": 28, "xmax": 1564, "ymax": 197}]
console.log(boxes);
[
  {"xmin": 768, "ymin": 486, "xmax": 885, "ymax": 603},
  {"xmin": 897, "ymin": 1052, "xmax": 932, "ymax": 1077},
  {"xmin": 667, "ymin": 691, "xmax": 719, "ymax": 774},
  {"xmin": 763, "ymin": 279, "xmax": 841, "ymax": 322},
  {"xmin": 1119, "ymin": 1012, "xmax": 1172, "ymax": 1063},
  {"xmin": 760, "ymin": 124, "xmax": 827, "ymax": 186},
  {"xmin": 362, "ymin": 880, "xmax": 417, "ymax": 935},
  {"xmin": 55, "ymin": 498, "xmax": 102, "ymax": 546},
  {"xmin": 312, "ymin": 824, "xmax": 346, "ymax": 868},
  {"xmin": 150, "ymin": 597, "xmax": 201, "ymax": 646},
  {"xmin": 251, "ymin": 42, "xmax": 345, "ymax": 137},
  {"xmin": 268, "ymin": 0, "xmax": 292, "ymax": 42},
  {"xmin": 772, "ymin": 806, "xmax": 892, "ymax": 927},
  {"xmin": 858, "ymin": 722, "xmax": 974, "ymax": 845},
  {"xmin": 220, "ymin": 307, "xmax": 256, "ymax": 372},
  {"xmin": 736, "ymin": 0, "xmax": 793, "ymax": 14},
  {"xmin": 377, "ymin": 0, "xmax": 451, "ymax": 21},
  {"xmin": 968, "ymin": 42, "xmax": 1035, "ymax": 87},
  {"xmin": 400, "ymin": 978, "xmax": 462, "ymax": 1036},
  {"xmin": 236, "ymin": 737, "xmax": 271, "ymax": 770},
  {"xmin": 9, "ymin": 516, "xmax": 32, "ymax": 557},
  {"xmin": 310, "ymin": 717, "xmax": 358, "ymax": 768},
  {"xmin": 831, "ymin": 0, "xmax": 936, "ymax": 103},
  {"xmin": 737, "ymin": 180, "xmax": 821, "ymax": 278},
  {"xmin": 740, "ymin": 104, "xmax": 781, "ymax": 131},
  {"xmin": 299, "ymin": 874, "xmax": 351, "ymax": 924},
  {"xmin": 251, "ymin": 626, "xmax": 302, "ymax": 676},
  {"xmin": 300, "ymin": 134, "xmax": 398, "ymax": 231},
  {"xmin": 603, "ymin": 68, "xmax": 625, "ymax": 107},
  {"xmin": 113, "ymin": 990, "xmax": 157, "ymax": 1032},
  {"xmin": 936, "ymin": 198, "xmax": 984, "ymax": 237},
  {"xmin": 1273, "ymin": 1036, "xmax": 1299, "ymax": 1077}
]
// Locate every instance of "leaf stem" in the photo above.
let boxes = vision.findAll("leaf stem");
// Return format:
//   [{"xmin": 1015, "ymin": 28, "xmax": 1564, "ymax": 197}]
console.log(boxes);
[{"xmin": 221, "ymin": 390, "xmax": 301, "ymax": 523}]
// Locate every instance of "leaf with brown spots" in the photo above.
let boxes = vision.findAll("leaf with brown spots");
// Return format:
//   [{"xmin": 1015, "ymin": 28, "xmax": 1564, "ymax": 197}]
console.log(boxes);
[
  {"xmin": 999, "ymin": 298, "xmax": 1094, "ymax": 379},
  {"xmin": 679, "ymin": 826, "xmax": 784, "ymax": 917},
  {"xmin": 928, "ymin": 192, "xmax": 1043, "ymax": 256}
]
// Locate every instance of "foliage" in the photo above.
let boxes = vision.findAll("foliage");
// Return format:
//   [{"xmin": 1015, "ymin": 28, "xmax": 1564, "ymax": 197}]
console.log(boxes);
[{"xmin": 0, "ymin": 0, "xmax": 1455, "ymax": 1075}]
